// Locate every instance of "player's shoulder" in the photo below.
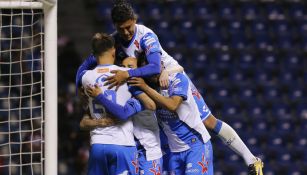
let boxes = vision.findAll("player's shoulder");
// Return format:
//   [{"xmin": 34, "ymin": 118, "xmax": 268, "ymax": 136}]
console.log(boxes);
[
  {"xmin": 136, "ymin": 24, "xmax": 156, "ymax": 37},
  {"xmin": 169, "ymin": 73, "xmax": 189, "ymax": 84},
  {"xmin": 110, "ymin": 65, "xmax": 130, "ymax": 72}
]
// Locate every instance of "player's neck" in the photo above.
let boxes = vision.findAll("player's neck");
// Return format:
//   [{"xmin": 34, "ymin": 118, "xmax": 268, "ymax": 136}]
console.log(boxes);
[{"xmin": 97, "ymin": 54, "xmax": 115, "ymax": 65}]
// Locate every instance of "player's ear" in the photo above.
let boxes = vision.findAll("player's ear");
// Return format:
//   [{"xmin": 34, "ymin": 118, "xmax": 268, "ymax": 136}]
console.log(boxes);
[{"xmin": 111, "ymin": 47, "xmax": 116, "ymax": 58}]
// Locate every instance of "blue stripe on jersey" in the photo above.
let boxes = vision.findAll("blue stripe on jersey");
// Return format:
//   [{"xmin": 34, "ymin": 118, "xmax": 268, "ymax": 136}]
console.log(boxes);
[
  {"xmin": 140, "ymin": 33, "xmax": 161, "ymax": 56},
  {"xmin": 169, "ymin": 73, "xmax": 189, "ymax": 101},
  {"xmin": 189, "ymin": 80, "xmax": 212, "ymax": 120}
]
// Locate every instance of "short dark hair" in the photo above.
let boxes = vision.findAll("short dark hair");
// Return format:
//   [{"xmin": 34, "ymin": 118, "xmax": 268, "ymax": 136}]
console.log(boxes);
[
  {"xmin": 111, "ymin": 0, "xmax": 136, "ymax": 24},
  {"xmin": 91, "ymin": 33, "xmax": 115, "ymax": 58}
]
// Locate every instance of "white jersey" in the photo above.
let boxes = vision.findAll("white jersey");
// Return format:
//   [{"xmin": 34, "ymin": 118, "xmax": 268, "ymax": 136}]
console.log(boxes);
[
  {"xmin": 156, "ymin": 73, "xmax": 211, "ymax": 152},
  {"xmin": 132, "ymin": 110, "xmax": 162, "ymax": 161},
  {"xmin": 81, "ymin": 64, "xmax": 135, "ymax": 146},
  {"xmin": 114, "ymin": 24, "xmax": 180, "ymax": 70}
]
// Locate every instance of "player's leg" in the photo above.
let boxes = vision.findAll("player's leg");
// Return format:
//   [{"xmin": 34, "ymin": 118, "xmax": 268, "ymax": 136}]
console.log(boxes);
[
  {"xmin": 206, "ymin": 114, "xmax": 263, "ymax": 167},
  {"xmin": 138, "ymin": 150, "xmax": 162, "ymax": 175},
  {"xmin": 168, "ymin": 151, "xmax": 185, "ymax": 175},
  {"xmin": 87, "ymin": 144, "xmax": 109, "ymax": 175},
  {"xmin": 185, "ymin": 141, "xmax": 213, "ymax": 175},
  {"xmin": 105, "ymin": 144, "xmax": 138, "ymax": 175},
  {"xmin": 191, "ymin": 87, "xmax": 263, "ymax": 170}
]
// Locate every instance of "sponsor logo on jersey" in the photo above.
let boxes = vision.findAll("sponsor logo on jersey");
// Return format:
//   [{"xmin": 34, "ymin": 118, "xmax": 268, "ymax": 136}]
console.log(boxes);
[
  {"xmin": 145, "ymin": 38, "xmax": 156, "ymax": 46},
  {"xmin": 203, "ymin": 104, "xmax": 209, "ymax": 113},
  {"xmin": 97, "ymin": 68, "xmax": 109, "ymax": 73}
]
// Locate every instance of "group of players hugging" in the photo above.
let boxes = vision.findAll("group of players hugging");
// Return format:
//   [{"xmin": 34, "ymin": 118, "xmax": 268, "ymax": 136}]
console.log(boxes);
[{"xmin": 75, "ymin": 0, "xmax": 264, "ymax": 175}]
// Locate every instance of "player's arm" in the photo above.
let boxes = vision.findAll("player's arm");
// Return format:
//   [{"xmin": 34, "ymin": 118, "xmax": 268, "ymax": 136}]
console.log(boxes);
[
  {"xmin": 105, "ymin": 33, "xmax": 162, "ymax": 89},
  {"xmin": 128, "ymin": 33, "xmax": 162, "ymax": 77},
  {"xmin": 75, "ymin": 54, "xmax": 97, "ymax": 88},
  {"xmin": 134, "ymin": 93, "xmax": 156, "ymax": 111},
  {"xmin": 160, "ymin": 65, "xmax": 184, "ymax": 88},
  {"xmin": 80, "ymin": 114, "xmax": 120, "ymax": 130},
  {"xmin": 129, "ymin": 74, "xmax": 189, "ymax": 112},
  {"xmin": 129, "ymin": 86, "xmax": 156, "ymax": 111},
  {"xmin": 86, "ymin": 85, "xmax": 144, "ymax": 120}
]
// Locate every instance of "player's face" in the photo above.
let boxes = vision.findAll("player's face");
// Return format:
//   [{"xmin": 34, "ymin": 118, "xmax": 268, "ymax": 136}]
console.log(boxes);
[
  {"xmin": 122, "ymin": 57, "xmax": 137, "ymax": 68},
  {"xmin": 115, "ymin": 19, "xmax": 136, "ymax": 41}
]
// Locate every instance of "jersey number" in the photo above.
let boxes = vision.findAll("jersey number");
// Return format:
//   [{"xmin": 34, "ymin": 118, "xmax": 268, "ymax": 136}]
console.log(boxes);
[{"xmin": 92, "ymin": 90, "xmax": 117, "ymax": 114}]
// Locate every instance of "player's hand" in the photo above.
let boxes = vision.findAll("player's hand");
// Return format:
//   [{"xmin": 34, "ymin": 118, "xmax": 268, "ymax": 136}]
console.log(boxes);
[
  {"xmin": 97, "ymin": 117, "xmax": 121, "ymax": 127},
  {"xmin": 85, "ymin": 84, "xmax": 102, "ymax": 97},
  {"xmin": 159, "ymin": 70, "xmax": 169, "ymax": 89},
  {"xmin": 104, "ymin": 70, "xmax": 129, "ymax": 90},
  {"xmin": 78, "ymin": 87, "xmax": 89, "ymax": 109},
  {"xmin": 128, "ymin": 77, "xmax": 148, "ymax": 90}
]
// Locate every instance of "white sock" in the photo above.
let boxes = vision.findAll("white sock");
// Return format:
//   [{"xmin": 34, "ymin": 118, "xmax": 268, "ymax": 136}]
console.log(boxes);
[{"xmin": 217, "ymin": 121, "xmax": 256, "ymax": 165}]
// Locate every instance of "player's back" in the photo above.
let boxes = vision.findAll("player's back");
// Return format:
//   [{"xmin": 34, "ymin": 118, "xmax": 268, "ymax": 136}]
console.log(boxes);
[{"xmin": 81, "ymin": 64, "xmax": 135, "ymax": 146}]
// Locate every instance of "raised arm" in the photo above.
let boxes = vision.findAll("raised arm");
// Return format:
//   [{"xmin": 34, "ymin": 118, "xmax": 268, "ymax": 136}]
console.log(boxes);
[{"xmin": 104, "ymin": 33, "xmax": 162, "ymax": 89}]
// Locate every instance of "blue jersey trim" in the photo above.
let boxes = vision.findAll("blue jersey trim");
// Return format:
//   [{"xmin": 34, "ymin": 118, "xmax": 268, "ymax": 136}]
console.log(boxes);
[{"xmin": 213, "ymin": 119, "xmax": 223, "ymax": 134}]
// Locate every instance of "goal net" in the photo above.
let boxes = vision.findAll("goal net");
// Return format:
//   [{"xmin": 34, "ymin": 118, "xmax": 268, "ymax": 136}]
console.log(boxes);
[{"xmin": 0, "ymin": 1, "xmax": 57, "ymax": 175}]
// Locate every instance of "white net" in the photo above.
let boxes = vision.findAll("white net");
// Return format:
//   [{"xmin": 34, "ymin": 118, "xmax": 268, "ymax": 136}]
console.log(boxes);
[{"xmin": 0, "ymin": 4, "xmax": 44, "ymax": 175}]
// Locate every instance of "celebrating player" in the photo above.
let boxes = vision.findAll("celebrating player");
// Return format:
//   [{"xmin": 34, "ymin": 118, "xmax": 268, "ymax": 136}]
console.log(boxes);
[
  {"xmin": 81, "ymin": 33, "xmax": 145, "ymax": 175},
  {"xmin": 75, "ymin": 0, "xmax": 263, "ymax": 174}
]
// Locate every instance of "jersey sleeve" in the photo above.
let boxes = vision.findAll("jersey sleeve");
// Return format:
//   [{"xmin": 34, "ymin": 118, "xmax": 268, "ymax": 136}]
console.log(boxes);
[
  {"xmin": 169, "ymin": 73, "xmax": 189, "ymax": 101},
  {"xmin": 95, "ymin": 94, "xmax": 144, "ymax": 120},
  {"xmin": 76, "ymin": 54, "xmax": 97, "ymax": 88},
  {"xmin": 140, "ymin": 32, "xmax": 161, "ymax": 56}
]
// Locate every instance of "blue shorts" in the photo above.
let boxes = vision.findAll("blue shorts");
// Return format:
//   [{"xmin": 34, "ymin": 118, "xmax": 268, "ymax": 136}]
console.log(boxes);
[
  {"xmin": 168, "ymin": 140, "xmax": 214, "ymax": 175},
  {"xmin": 87, "ymin": 144, "xmax": 138, "ymax": 175},
  {"xmin": 161, "ymin": 145, "xmax": 171, "ymax": 175},
  {"xmin": 138, "ymin": 149, "xmax": 163, "ymax": 175}
]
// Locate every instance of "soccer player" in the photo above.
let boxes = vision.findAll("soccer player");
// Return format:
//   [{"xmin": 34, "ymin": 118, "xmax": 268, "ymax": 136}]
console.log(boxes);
[
  {"xmin": 81, "ymin": 32, "xmax": 145, "ymax": 175},
  {"xmin": 128, "ymin": 70, "xmax": 214, "ymax": 175},
  {"xmin": 75, "ymin": 1, "xmax": 263, "ymax": 174}
]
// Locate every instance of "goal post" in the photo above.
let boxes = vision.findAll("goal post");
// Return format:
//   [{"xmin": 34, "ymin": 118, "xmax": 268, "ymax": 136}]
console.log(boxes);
[
  {"xmin": 43, "ymin": 0, "xmax": 57, "ymax": 175},
  {"xmin": 0, "ymin": 0, "xmax": 57, "ymax": 175}
]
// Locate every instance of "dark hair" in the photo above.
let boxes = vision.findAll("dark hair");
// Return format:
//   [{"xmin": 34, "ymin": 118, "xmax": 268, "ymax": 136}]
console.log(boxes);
[
  {"xmin": 91, "ymin": 33, "xmax": 115, "ymax": 58},
  {"xmin": 111, "ymin": 0, "xmax": 136, "ymax": 24},
  {"xmin": 137, "ymin": 52, "xmax": 148, "ymax": 68}
]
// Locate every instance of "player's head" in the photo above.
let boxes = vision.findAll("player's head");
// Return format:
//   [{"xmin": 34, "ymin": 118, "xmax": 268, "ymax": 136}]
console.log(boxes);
[
  {"xmin": 121, "ymin": 57, "xmax": 138, "ymax": 68},
  {"xmin": 111, "ymin": 0, "xmax": 137, "ymax": 41},
  {"xmin": 91, "ymin": 33, "xmax": 115, "ymax": 62}
]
